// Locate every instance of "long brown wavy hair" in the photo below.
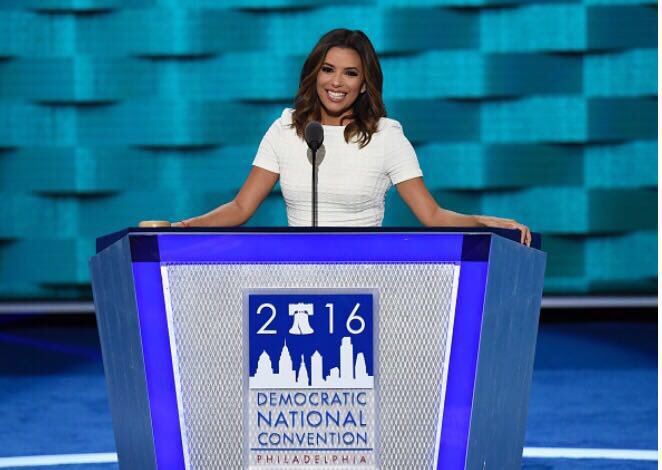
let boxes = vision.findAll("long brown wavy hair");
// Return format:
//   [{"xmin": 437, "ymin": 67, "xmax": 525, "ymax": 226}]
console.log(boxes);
[{"xmin": 292, "ymin": 29, "xmax": 386, "ymax": 148}]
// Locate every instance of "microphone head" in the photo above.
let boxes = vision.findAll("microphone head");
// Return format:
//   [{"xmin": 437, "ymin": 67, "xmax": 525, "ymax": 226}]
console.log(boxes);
[{"xmin": 304, "ymin": 121, "xmax": 324, "ymax": 152}]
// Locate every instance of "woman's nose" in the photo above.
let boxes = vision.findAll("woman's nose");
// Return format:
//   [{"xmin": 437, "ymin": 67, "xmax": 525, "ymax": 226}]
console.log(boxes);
[{"xmin": 332, "ymin": 73, "xmax": 343, "ymax": 87}]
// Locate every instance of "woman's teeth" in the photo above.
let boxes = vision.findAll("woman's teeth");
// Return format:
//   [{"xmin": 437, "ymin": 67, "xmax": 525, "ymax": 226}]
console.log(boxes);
[{"xmin": 327, "ymin": 91, "xmax": 346, "ymax": 102}]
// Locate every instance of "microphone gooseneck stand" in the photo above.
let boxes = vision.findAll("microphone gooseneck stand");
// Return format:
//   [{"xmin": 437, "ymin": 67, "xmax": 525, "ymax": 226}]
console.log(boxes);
[
  {"xmin": 312, "ymin": 149, "xmax": 318, "ymax": 227},
  {"xmin": 304, "ymin": 121, "xmax": 324, "ymax": 228}
]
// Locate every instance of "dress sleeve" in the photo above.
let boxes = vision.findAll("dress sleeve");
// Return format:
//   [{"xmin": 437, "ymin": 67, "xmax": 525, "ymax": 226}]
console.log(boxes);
[
  {"xmin": 252, "ymin": 118, "xmax": 281, "ymax": 174},
  {"xmin": 384, "ymin": 120, "xmax": 423, "ymax": 185}
]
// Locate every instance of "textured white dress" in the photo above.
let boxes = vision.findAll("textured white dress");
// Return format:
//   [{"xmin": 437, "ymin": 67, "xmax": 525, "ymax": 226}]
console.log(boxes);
[{"xmin": 252, "ymin": 108, "xmax": 423, "ymax": 227}]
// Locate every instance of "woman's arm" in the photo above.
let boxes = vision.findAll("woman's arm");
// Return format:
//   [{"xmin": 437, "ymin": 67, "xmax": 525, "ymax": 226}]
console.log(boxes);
[
  {"xmin": 395, "ymin": 177, "xmax": 532, "ymax": 246},
  {"xmin": 173, "ymin": 166, "xmax": 279, "ymax": 227}
]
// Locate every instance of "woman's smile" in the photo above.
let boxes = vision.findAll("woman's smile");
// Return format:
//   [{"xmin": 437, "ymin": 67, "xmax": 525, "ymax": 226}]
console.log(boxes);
[{"xmin": 326, "ymin": 90, "xmax": 347, "ymax": 102}]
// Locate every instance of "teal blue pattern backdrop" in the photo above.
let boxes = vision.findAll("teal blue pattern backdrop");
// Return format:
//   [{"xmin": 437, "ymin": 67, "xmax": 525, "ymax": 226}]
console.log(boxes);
[{"xmin": 0, "ymin": 0, "xmax": 657, "ymax": 298}]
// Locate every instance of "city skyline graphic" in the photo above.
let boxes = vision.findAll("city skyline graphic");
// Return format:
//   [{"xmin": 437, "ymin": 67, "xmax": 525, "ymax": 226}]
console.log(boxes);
[{"xmin": 250, "ymin": 336, "xmax": 373, "ymax": 389}]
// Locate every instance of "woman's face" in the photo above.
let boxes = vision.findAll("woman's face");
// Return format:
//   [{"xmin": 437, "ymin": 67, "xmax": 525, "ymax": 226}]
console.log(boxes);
[{"xmin": 316, "ymin": 47, "xmax": 366, "ymax": 126}]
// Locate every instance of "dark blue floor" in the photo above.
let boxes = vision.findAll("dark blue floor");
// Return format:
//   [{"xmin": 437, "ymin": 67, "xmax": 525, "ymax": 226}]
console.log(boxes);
[
  {"xmin": 525, "ymin": 322, "xmax": 657, "ymax": 451},
  {"xmin": 0, "ymin": 322, "xmax": 114, "ymax": 458},
  {"xmin": 0, "ymin": 315, "xmax": 657, "ymax": 469}
]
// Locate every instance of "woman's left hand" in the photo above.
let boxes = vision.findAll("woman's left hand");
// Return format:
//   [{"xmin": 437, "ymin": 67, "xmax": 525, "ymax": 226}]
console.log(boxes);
[{"xmin": 476, "ymin": 215, "xmax": 532, "ymax": 247}]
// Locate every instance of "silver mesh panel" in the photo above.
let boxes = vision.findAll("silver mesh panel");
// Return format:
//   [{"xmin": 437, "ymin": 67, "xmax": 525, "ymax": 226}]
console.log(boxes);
[{"xmin": 163, "ymin": 263, "xmax": 459, "ymax": 469}]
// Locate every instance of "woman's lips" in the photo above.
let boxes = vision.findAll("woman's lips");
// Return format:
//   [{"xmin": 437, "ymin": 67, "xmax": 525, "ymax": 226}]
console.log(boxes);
[{"xmin": 327, "ymin": 90, "xmax": 347, "ymax": 102}]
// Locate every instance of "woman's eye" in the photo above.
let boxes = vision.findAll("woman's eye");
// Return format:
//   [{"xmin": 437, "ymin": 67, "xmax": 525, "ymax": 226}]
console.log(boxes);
[
  {"xmin": 346, "ymin": 71, "xmax": 358, "ymax": 77},
  {"xmin": 321, "ymin": 66, "xmax": 333, "ymax": 73}
]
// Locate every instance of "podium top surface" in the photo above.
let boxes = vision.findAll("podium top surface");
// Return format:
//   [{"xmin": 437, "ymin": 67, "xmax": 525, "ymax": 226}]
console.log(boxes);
[{"xmin": 95, "ymin": 227, "xmax": 541, "ymax": 263}]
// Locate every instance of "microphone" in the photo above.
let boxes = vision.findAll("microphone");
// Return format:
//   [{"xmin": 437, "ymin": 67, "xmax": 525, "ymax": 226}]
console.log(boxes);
[
  {"xmin": 304, "ymin": 121, "xmax": 324, "ymax": 152},
  {"xmin": 304, "ymin": 121, "xmax": 324, "ymax": 227}
]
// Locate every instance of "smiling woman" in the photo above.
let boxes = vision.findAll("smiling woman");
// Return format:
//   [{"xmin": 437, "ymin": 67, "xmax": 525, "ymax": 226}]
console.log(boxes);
[
  {"xmin": 173, "ymin": 28, "xmax": 531, "ymax": 244},
  {"xmin": 291, "ymin": 30, "xmax": 384, "ymax": 148}
]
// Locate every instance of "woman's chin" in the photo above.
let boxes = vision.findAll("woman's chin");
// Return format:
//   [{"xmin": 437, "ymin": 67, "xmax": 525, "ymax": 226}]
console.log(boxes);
[{"xmin": 322, "ymin": 102, "xmax": 345, "ymax": 114}]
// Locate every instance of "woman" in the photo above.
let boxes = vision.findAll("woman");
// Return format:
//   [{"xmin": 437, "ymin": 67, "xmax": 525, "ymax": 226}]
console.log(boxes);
[{"xmin": 174, "ymin": 29, "xmax": 532, "ymax": 245}]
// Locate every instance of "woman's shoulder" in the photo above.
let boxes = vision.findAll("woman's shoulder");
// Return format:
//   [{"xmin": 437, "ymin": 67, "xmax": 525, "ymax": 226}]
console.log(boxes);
[
  {"xmin": 377, "ymin": 116, "xmax": 406, "ymax": 137},
  {"xmin": 263, "ymin": 108, "xmax": 295, "ymax": 138},
  {"xmin": 277, "ymin": 108, "xmax": 295, "ymax": 126},
  {"xmin": 378, "ymin": 116, "xmax": 404, "ymax": 132}
]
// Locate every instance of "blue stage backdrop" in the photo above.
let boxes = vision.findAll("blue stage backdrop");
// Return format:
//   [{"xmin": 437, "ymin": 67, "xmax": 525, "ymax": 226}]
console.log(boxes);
[{"xmin": 0, "ymin": 0, "xmax": 656, "ymax": 298}]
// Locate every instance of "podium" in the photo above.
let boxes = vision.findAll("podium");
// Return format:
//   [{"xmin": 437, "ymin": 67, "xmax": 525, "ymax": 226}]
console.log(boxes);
[{"xmin": 90, "ymin": 228, "xmax": 545, "ymax": 469}]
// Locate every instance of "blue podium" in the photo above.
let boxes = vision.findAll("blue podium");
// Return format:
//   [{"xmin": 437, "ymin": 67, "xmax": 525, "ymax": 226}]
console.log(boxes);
[{"xmin": 90, "ymin": 228, "xmax": 545, "ymax": 469}]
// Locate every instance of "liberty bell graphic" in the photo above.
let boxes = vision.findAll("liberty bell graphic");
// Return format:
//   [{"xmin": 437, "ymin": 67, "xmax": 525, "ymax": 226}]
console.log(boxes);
[{"xmin": 288, "ymin": 302, "xmax": 314, "ymax": 335}]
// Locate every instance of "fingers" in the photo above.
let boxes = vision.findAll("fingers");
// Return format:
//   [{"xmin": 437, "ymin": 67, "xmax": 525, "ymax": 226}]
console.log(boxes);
[
  {"xmin": 506, "ymin": 220, "xmax": 531, "ymax": 246},
  {"xmin": 502, "ymin": 219, "xmax": 531, "ymax": 247},
  {"xmin": 479, "ymin": 216, "xmax": 532, "ymax": 247},
  {"xmin": 518, "ymin": 225, "xmax": 532, "ymax": 247}
]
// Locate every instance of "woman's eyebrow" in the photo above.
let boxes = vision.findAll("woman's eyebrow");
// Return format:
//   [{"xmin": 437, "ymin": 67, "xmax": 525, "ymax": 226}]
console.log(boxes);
[{"xmin": 322, "ymin": 62, "xmax": 360, "ymax": 71}]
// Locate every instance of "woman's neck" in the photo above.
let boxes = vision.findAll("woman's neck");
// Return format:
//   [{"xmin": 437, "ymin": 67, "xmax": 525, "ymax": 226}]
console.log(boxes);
[{"xmin": 320, "ymin": 109, "xmax": 351, "ymax": 126}]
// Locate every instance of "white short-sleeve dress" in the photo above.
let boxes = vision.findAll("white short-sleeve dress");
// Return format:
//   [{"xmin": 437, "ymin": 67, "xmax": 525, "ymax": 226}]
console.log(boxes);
[{"xmin": 252, "ymin": 108, "xmax": 423, "ymax": 227}]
